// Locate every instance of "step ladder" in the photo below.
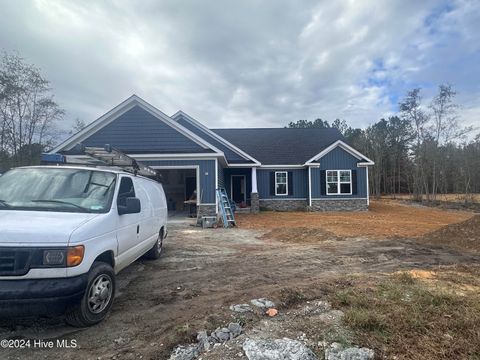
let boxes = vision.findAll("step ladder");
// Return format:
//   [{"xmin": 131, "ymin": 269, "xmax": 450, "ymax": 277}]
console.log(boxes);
[{"xmin": 216, "ymin": 188, "xmax": 236, "ymax": 228}]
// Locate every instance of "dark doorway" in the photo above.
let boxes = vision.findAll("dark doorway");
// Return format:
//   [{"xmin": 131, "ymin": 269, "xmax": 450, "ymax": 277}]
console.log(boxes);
[
  {"xmin": 155, "ymin": 168, "xmax": 196, "ymax": 213},
  {"xmin": 185, "ymin": 176, "xmax": 196, "ymax": 200},
  {"xmin": 231, "ymin": 175, "xmax": 246, "ymax": 204}
]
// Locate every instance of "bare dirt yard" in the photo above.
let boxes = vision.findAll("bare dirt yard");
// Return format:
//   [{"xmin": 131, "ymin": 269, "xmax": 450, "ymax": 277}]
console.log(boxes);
[
  {"xmin": 237, "ymin": 199, "xmax": 474, "ymax": 239},
  {"xmin": 1, "ymin": 201, "xmax": 479, "ymax": 360}
]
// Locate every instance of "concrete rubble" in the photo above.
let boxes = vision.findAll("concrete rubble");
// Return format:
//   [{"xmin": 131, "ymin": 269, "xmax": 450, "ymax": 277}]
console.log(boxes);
[
  {"xmin": 170, "ymin": 299, "xmax": 374, "ymax": 360},
  {"xmin": 243, "ymin": 338, "xmax": 317, "ymax": 360},
  {"xmin": 324, "ymin": 342, "xmax": 374, "ymax": 360},
  {"xmin": 169, "ymin": 344, "xmax": 199, "ymax": 360},
  {"xmin": 301, "ymin": 300, "xmax": 332, "ymax": 315},
  {"xmin": 230, "ymin": 303, "xmax": 254, "ymax": 313},
  {"xmin": 250, "ymin": 298, "xmax": 276, "ymax": 309},
  {"xmin": 169, "ymin": 322, "xmax": 243, "ymax": 360}
]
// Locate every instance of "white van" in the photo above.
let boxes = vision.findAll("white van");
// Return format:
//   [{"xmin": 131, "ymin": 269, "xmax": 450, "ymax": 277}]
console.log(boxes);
[{"xmin": 0, "ymin": 166, "xmax": 167, "ymax": 326}]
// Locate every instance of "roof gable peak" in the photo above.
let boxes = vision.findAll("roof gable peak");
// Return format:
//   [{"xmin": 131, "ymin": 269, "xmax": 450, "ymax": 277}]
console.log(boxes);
[
  {"xmin": 171, "ymin": 110, "xmax": 261, "ymax": 165},
  {"xmin": 51, "ymin": 95, "xmax": 224, "ymax": 155}
]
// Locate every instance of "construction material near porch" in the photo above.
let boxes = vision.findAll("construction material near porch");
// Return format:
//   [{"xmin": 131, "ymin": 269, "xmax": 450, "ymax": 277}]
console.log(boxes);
[
  {"xmin": 216, "ymin": 188, "xmax": 236, "ymax": 228},
  {"xmin": 237, "ymin": 199, "xmax": 473, "ymax": 239}
]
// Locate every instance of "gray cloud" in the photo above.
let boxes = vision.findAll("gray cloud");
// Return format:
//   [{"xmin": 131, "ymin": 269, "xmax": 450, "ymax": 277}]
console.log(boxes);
[{"xmin": 0, "ymin": 0, "xmax": 478, "ymax": 134}]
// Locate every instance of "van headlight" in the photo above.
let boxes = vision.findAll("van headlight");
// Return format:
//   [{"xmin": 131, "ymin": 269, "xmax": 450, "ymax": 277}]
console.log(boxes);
[
  {"xmin": 41, "ymin": 246, "xmax": 84, "ymax": 267},
  {"xmin": 43, "ymin": 249, "xmax": 66, "ymax": 266}
]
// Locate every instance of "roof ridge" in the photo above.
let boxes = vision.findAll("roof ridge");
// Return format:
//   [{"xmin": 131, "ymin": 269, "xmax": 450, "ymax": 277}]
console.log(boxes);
[{"xmin": 211, "ymin": 127, "xmax": 341, "ymax": 130}]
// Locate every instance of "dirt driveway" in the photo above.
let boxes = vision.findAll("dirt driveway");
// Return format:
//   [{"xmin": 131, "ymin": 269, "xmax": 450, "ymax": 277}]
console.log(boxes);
[{"xmin": 1, "ymin": 208, "xmax": 478, "ymax": 360}]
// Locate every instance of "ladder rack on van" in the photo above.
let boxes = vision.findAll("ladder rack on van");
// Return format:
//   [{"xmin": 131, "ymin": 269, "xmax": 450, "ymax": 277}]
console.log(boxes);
[
  {"xmin": 42, "ymin": 145, "xmax": 159, "ymax": 179},
  {"xmin": 83, "ymin": 145, "xmax": 158, "ymax": 178}
]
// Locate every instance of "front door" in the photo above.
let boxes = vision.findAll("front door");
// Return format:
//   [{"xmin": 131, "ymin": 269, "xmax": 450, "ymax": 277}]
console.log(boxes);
[{"xmin": 231, "ymin": 175, "xmax": 246, "ymax": 204}]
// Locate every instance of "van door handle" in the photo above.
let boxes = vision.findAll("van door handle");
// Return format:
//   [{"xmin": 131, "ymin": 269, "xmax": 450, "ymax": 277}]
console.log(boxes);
[{"xmin": 137, "ymin": 225, "xmax": 140, "ymax": 234}]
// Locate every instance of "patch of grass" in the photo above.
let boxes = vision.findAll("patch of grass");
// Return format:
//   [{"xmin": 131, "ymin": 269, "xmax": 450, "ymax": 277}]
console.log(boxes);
[
  {"xmin": 233, "ymin": 313, "xmax": 257, "ymax": 327},
  {"xmin": 328, "ymin": 270, "xmax": 480, "ymax": 359},
  {"xmin": 173, "ymin": 323, "xmax": 196, "ymax": 344},
  {"xmin": 278, "ymin": 288, "xmax": 307, "ymax": 309},
  {"xmin": 344, "ymin": 309, "xmax": 388, "ymax": 335},
  {"xmin": 395, "ymin": 271, "xmax": 416, "ymax": 285}
]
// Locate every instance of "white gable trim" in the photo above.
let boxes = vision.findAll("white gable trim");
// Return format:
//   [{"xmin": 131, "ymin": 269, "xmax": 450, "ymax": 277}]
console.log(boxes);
[
  {"xmin": 51, "ymin": 95, "xmax": 224, "ymax": 156},
  {"xmin": 304, "ymin": 140, "xmax": 374, "ymax": 165},
  {"xmin": 259, "ymin": 165, "xmax": 305, "ymax": 169},
  {"xmin": 171, "ymin": 110, "xmax": 261, "ymax": 165}
]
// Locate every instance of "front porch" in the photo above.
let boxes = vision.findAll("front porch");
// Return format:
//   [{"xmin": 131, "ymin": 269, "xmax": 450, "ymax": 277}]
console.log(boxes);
[{"xmin": 222, "ymin": 167, "xmax": 259, "ymax": 213}]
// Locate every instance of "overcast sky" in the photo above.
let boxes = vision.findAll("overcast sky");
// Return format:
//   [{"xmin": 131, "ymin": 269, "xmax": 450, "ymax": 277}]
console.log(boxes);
[{"xmin": 0, "ymin": 0, "xmax": 479, "ymax": 132}]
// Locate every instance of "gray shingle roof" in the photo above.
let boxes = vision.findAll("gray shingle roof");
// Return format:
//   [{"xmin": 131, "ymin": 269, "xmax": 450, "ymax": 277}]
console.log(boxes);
[{"xmin": 211, "ymin": 128, "xmax": 345, "ymax": 165}]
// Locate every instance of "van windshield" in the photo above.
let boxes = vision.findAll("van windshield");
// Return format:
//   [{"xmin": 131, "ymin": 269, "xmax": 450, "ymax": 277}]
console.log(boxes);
[{"xmin": 0, "ymin": 167, "xmax": 117, "ymax": 213}]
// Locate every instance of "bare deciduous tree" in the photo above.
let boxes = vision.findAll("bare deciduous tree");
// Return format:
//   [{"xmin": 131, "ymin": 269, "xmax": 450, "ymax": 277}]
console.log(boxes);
[{"xmin": 0, "ymin": 51, "xmax": 63, "ymax": 170}]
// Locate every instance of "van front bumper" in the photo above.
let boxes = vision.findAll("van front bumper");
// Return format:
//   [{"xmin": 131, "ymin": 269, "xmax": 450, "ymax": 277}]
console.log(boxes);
[{"xmin": 0, "ymin": 274, "xmax": 88, "ymax": 317}]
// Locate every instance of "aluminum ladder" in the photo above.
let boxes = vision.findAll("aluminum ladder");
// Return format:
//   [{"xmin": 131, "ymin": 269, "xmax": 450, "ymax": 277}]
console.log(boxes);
[
  {"xmin": 216, "ymin": 188, "xmax": 236, "ymax": 228},
  {"xmin": 83, "ymin": 144, "xmax": 158, "ymax": 178}
]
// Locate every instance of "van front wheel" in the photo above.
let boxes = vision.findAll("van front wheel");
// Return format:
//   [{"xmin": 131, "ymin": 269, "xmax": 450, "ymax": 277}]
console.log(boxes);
[
  {"xmin": 65, "ymin": 262, "xmax": 115, "ymax": 327},
  {"xmin": 145, "ymin": 229, "xmax": 164, "ymax": 260}
]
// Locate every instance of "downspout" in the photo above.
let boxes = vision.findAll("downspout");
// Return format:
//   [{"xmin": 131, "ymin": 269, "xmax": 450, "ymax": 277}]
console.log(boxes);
[
  {"xmin": 308, "ymin": 166, "xmax": 312, "ymax": 207},
  {"xmin": 215, "ymin": 158, "xmax": 219, "ymax": 214},
  {"xmin": 366, "ymin": 166, "xmax": 370, "ymax": 206}
]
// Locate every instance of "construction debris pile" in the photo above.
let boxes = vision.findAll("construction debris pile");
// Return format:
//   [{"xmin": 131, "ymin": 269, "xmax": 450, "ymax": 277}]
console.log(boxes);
[{"xmin": 169, "ymin": 297, "xmax": 375, "ymax": 360}]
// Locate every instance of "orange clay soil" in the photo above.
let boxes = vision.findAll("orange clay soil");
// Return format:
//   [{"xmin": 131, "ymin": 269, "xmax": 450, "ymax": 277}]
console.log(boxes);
[{"xmin": 236, "ymin": 199, "xmax": 474, "ymax": 239}]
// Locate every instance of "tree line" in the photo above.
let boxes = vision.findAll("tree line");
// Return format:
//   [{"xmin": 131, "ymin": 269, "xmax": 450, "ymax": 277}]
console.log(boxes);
[
  {"xmin": 288, "ymin": 85, "xmax": 479, "ymax": 202},
  {"xmin": 1, "ymin": 51, "xmax": 478, "ymax": 201},
  {"xmin": 0, "ymin": 52, "xmax": 64, "ymax": 172}
]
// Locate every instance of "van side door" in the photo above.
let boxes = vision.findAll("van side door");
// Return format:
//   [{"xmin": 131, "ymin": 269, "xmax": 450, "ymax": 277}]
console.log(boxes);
[
  {"xmin": 133, "ymin": 180, "xmax": 156, "ymax": 247},
  {"xmin": 116, "ymin": 176, "xmax": 141, "ymax": 265}
]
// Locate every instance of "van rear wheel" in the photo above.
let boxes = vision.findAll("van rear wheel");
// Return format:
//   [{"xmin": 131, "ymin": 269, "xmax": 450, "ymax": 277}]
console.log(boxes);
[
  {"xmin": 65, "ymin": 262, "xmax": 115, "ymax": 327},
  {"xmin": 145, "ymin": 229, "xmax": 164, "ymax": 260}
]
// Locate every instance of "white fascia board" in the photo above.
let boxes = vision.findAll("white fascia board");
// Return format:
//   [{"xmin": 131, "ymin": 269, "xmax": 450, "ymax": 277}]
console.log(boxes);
[
  {"xmin": 357, "ymin": 161, "xmax": 375, "ymax": 166},
  {"xmin": 227, "ymin": 163, "xmax": 260, "ymax": 168},
  {"xmin": 311, "ymin": 197, "xmax": 368, "ymax": 201},
  {"xmin": 51, "ymin": 95, "xmax": 224, "ymax": 156},
  {"xmin": 132, "ymin": 153, "xmax": 223, "ymax": 159},
  {"xmin": 66, "ymin": 153, "xmax": 223, "ymax": 163},
  {"xmin": 304, "ymin": 140, "xmax": 374, "ymax": 165},
  {"xmin": 171, "ymin": 110, "xmax": 261, "ymax": 165},
  {"xmin": 149, "ymin": 165, "xmax": 199, "ymax": 169},
  {"xmin": 259, "ymin": 198, "xmax": 307, "ymax": 201},
  {"xmin": 259, "ymin": 165, "xmax": 305, "ymax": 169}
]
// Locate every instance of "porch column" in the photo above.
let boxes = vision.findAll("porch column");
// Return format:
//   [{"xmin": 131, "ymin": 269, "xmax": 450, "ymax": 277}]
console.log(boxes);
[
  {"xmin": 251, "ymin": 167, "xmax": 258, "ymax": 193},
  {"xmin": 250, "ymin": 167, "xmax": 259, "ymax": 214}
]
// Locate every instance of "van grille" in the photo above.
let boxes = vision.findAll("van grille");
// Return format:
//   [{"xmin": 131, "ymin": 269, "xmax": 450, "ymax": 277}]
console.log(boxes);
[{"xmin": 0, "ymin": 248, "xmax": 32, "ymax": 276}]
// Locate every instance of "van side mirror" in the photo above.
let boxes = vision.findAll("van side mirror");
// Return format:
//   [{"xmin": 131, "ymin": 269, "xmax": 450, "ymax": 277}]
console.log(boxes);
[{"xmin": 118, "ymin": 197, "xmax": 141, "ymax": 215}]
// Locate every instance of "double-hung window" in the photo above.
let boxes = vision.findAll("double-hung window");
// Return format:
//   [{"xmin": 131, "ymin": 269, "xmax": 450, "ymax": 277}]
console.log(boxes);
[
  {"xmin": 275, "ymin": 171, "xmax": 288, "ymax": 196},
  {"xmin": 326, "ymin": 170, "xmax": 351, "ymax": 195}
]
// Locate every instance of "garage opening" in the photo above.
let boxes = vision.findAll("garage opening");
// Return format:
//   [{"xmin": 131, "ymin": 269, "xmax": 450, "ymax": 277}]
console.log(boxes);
[{"xmin": 155, "ymin": 168, "xmax": 197, "ymax": 215}]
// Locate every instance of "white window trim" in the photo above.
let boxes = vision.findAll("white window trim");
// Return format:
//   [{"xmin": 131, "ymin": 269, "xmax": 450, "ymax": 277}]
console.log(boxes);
[
  {"xmin": 326, "ymin": 169, "xmax": 352, "ymax": 195},
  {"xmin": 275, "ymin": 171, "xmax": 288, "ymax": 196}
]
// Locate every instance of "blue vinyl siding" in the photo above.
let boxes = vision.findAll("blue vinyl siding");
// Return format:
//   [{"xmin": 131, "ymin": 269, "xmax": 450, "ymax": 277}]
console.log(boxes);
[
  {"xmin": 82, "ymin": 106, "xmax": 209, "ymax": 154},
  {"xmin": 176, "ymin": 116, "xmax": 252, "ymax": 163},
  {"xmin": 143, "ymin": 159, "xmax": 216, "ymax": 204},
  {"xmin": 311, "ymin": 147, "xmax": 367, "ymax": 198},
  {"xmin": 257, "ymin": 169, "xmax": 308, "ymax": 199}
]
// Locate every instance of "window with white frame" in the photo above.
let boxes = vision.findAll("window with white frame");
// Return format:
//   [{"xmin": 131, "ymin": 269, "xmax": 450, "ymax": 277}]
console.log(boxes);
[
  {"xmin": 326, "ymin": 170, "xmax": 351, "ymax": 195},
  {"xmin": 275, "ymin": 171, "xmax": 288, "ymax": 195}
]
